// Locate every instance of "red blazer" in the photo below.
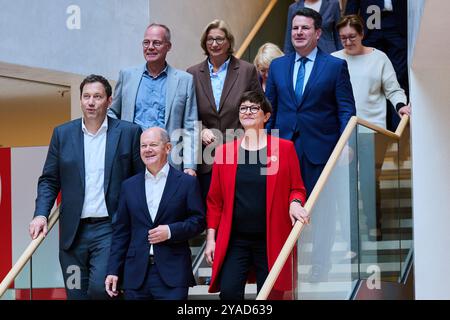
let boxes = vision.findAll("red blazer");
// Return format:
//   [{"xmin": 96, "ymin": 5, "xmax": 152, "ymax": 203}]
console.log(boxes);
[{"xmin": 207, "ymin": 136, "xmax": 306, "ymax": 293}]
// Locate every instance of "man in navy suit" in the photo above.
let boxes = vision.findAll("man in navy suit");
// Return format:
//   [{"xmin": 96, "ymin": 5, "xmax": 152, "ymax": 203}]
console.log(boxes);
[
  {"xmin": 105, "ymin": 127, "xmax": 205, "ymax": 300},
  {"xmin": 266, "ymin": 7, "xmax": 355, "ymax": 196},
  {"xmin": 29, "ymin": 74, "xmax": 143, "ymax": 299},
  {"xmin": 265, "ymin": 7, "xmax": 355, "ymax": 282}
]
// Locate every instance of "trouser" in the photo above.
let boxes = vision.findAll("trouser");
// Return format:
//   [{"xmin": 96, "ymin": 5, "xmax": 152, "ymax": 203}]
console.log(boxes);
[
  {"xmin": 219, "ymin": 235, "xmax": 268, "ymax": 300},
  {"xmin": 59, "ymin": 218, "xmax": 112, "ymax": 300},
  {"xmin": 124, "ymin": 259, "xmax": 188, "ymax": 300}
]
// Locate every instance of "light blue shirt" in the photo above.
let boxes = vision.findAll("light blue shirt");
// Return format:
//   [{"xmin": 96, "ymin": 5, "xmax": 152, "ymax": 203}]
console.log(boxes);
[
  {"xmin": 292, "ymin": 47, "xmax": 318, "ymax": 94},
  {"xmin": 208, "ymin": 57, "xmax": 230, "ymax": 110},
  {"xmin": 134, "ymin": 64, "xmax": 168, "ymax": 130}
]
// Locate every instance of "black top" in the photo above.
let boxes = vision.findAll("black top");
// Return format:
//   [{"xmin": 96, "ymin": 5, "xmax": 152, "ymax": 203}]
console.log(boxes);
[{"xmin": 232, "ymin": 146, "xmax": 267, "ymax": 237}]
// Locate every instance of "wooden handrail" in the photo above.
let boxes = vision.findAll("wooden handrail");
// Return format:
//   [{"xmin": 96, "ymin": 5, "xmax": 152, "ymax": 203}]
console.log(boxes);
[
  {"xmin": 0, "ymin": 207, "xmax": 60, "ymax": 298},
  {"xmin": 356, "ymin": 118, "xmax": 400, "ymax": 139},
  {"xmin": 256, "ymin": 115, "xmax": 410, "ymax": 300},
  {"xmin": 235, "ymin": 0, "xmax": 278, "ymax": 59},
  {"xmin": 394, "ymin": 115, "xmax": 410, "ymax": 137}
]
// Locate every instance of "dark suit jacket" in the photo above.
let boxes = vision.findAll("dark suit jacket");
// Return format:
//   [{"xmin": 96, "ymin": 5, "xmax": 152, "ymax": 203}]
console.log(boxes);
[
  {"xmin": 107, "ymin": 166, "xmax": 205, "ymax": 289},
  {"xmin": 345, "ymin": 0, "xmax": 407, "ymax": 37},
  {"xmin": 34, "ymin": 117, "xmax": 143, "ymax": 250},
  {"xmin": 265, "ymin": 49, "xmax": 356, "ymax": 165},
  {"xmin": 187, "ymin": 55, "xmax": 262, "ymax": 174},
  {"xmin": 284, "ymin": 0, "xmax": 343, "ymax": 54}
]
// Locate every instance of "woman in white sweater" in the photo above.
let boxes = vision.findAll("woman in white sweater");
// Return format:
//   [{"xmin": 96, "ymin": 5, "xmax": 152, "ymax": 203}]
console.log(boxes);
[
  {"xmin": 332, "ymin": 15, "xmax": 410, "ymax": 127},
  {"xmin": 332, "ymin": 15, "xmax": 410, "ymax": 242}
]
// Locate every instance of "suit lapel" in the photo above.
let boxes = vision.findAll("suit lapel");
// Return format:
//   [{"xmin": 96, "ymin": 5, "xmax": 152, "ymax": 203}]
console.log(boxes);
[
  {"xmin": 299, "ymin": 49, "xmax": 327, "ymax": 108},
  {"xmin": 138, "ymin": 172, "xmax": 153, "ymax": 224},
  {"xmin": 219, "ymin": 56, "xmax": 239, "ymax": 111},
  {"xmin": 319, "ymin": 0, "xmax": 328, "ymax": 15},
  {"xmin": 165, "ymin": 65, "xmax": 179, "ymax": 124},
  {"xmin": 266, "ymin": 135, "xmax": 278, "ymax": 217},
  {"xmin": 154, "ymin": 166, "xmax": 180, "ymax": 225},
  {"xmin": 126, "ymin": 66, "xmax": 145, "ymax": 120},
  {"xmin": 71, "ymin": 119, "xmax": 85, "ymax": 190},
  {"xmin": 287, "ymin": 53, "xmax": 298, "ymax": 107},
  {"xmin": 198, "ymin": 60, "xmax": 217, "ymax": 113},
  {"xmin": 104, "ymin": 117, "xmax": 121, "ymax": 194}
]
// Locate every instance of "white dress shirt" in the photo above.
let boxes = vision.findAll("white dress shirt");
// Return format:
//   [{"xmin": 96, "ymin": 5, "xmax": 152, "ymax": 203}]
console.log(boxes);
[
  {"xmin": 292, "ymin": 47, "xmax": 318, "ymax": 94},
  {"xmin": 305, "ymin": 0, "xmax": 322, "ymax": 13},
  {"xmin": 145, "ymin": 162, "xmax": 171, "ymax": 254},
  {"xmin": 81, "ymin": 117, "xmax": 109, "ymax": 219}
]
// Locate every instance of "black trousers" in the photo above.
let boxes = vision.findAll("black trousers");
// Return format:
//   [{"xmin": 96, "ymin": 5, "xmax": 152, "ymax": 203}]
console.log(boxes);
[{"xmin": 219, "ymin": 235, "xmax": 268, "ymax": 300}]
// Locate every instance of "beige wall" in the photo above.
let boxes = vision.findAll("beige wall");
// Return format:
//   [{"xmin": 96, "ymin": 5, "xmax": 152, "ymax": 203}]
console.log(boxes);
[
  {"xmin": 149, "ymin": 0, "xmax": 271, "ymax": 70},
  {"xmin": 0, "ymin": 76, "xmax": 70, "ymax": 147}
]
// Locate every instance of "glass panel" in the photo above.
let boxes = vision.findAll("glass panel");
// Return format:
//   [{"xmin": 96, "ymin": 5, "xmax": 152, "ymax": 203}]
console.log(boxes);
[
  {"xmin": 357, "ymin": 126, "xmax": 402, "ymax": 282},
  {"xmin": 30, "ymin": 220, "xmax": 66, "ymax": 300},
  {"xmin": 398, "ymin": 125, "xmax": 413, "ymax": 275},
  {"xmin": 266, "ymin": 129, "xmax": 359, "ymax": 300}
]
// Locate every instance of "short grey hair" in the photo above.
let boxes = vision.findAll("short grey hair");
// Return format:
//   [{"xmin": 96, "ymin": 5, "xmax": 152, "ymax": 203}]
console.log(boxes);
[
  {"xmin": 159, "ymin": 128, "xmax": 170, "ymax": 144},
  {"xmin": 146, "ymin": 23, "xmax": 171, "ymax": 42}
]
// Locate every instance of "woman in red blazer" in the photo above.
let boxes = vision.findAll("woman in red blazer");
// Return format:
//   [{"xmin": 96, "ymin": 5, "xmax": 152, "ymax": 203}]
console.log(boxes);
[{"xmin": 205, "ymin": 91, "xmax": 309, "ymax": 300}]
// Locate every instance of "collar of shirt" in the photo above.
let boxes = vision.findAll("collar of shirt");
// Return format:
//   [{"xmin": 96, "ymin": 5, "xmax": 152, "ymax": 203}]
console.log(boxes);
[
  {"xmin": 143, "ymin": 63, "xmax": 168, "ymax": 79},
  {"xmin": 81, "ymin": 116, "xmax": 108, "ymax": 137},
  {"xmin": 207, "ymin": 57, "xmax": 230, "ymax": 76},
  {"xmin": 145, "ymin": 162, "xmax": 170, "ymax": 181},
  {"xmin": 295, "ymin": 47, "xmax": 318, "ymax": 64},
  {"xmin": 383, "ymin": 0, "xmax": 393, "ymax": 11}
]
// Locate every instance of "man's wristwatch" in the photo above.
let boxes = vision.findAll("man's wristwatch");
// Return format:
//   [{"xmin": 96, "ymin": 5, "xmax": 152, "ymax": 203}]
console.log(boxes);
[{"xmin": 291, "ymin": 198, "xmax": 303, "ymax": 206}]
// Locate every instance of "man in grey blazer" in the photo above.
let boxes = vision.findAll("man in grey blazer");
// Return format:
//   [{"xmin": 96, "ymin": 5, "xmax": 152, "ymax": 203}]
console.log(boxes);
[
  {"xmin": 109, "ymin": 23, "xmax": 198, "ymax": 176},
  {"xmin": 29, "ymin": 75, "xmax": 144, "ymax": 299}
]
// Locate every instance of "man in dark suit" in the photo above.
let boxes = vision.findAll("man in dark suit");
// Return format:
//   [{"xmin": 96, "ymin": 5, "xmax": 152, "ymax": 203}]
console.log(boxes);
[
  {"xmin": 345, "ymin": 0, "xmax": 408, "ymax": 129},
  {"xmin": 265, "ymin": 8, "xmax": 356, "ymax": 282},
  {"xmin": 105, "ymin": 127, "xmax": 205, "ymax": 300},
  {"xmin": 29, "ymin": 74, "xmax": 143, "ymax": 299}
]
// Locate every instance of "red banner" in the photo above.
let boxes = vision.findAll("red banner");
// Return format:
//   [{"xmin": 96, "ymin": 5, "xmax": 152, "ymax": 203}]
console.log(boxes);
[{"xmin": 0, "ymin": 148, "xmax": 12, "ymax": 286}]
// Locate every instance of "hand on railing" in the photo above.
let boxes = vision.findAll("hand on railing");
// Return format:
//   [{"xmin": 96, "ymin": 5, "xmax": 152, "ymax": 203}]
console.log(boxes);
[
  {"xmin": 105, "ymin": 275, "xmax": 119, "ymax": 298},
  {"xmin": 289, "ymin": 201, "xmax": 310, "ymax": 225},
  {"xmin": 398, "ymin": 103, "xmax": 411, "ymax": 116},
  {"xmin": 28, "ymin": 216, "xmax": 48, "ymax": 239}
]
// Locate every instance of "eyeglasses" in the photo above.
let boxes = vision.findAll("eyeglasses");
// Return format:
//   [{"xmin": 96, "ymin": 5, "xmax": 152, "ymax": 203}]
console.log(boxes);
[
  {"xmin": 239, "ymin": 105, "xmax": 261, "ymax": 114},
  {"xmin": 206, "ymin": 37, "xmax": 226, "ymax": 45},
  {"xmin": 339, "ymin": 34, "xmax": 358, "ymax": 43},
  {"xmin": 142, "ymin": 40, "xmax": 165, "ymax": 48}
]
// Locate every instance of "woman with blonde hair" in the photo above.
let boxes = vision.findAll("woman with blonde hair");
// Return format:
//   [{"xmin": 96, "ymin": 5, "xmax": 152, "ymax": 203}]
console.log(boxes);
[
  {"xmin": 187, "ymin": 19, "xmax": 262, "ymax": 201},
  {"xmin": 253, "ymin": 43, "xmax": 284, "ymax": 92}
]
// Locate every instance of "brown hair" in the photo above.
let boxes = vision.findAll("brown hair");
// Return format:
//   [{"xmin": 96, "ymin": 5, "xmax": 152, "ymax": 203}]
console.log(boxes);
[
  {"xmin": 200, "ymin": 19, "xmax": 235, "ymax": 56},
  {"xmin": 239, "ymin": 91, "xmax": 272, "ymax": 114},
  {"xmin": 336, "ymin": 15, "xmax": 365, "ymax": 35}
]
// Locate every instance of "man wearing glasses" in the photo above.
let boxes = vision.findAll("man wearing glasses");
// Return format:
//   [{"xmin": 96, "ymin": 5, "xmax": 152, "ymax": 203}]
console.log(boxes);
[{"xmin": 109, "ymin": 23, "xmax": 198, "ymax": 176}]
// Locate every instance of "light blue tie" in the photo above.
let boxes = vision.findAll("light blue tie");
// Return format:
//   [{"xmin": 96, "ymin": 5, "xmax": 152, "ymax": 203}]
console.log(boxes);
[{"xmin": 295, "ymin": 57, "xmax": 308, "ymax": 104}]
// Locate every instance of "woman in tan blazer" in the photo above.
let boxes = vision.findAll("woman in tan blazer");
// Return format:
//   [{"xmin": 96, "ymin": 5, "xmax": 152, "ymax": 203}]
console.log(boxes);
[{"xmin": 187, "ymin": 19, "xmax": 262, "ymax": 200}]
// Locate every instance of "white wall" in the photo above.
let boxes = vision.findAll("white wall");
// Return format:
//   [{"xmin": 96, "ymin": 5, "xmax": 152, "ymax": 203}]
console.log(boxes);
[
  {"xmin": 410, "ymin": 0, "xmax": 450, "ymax": 299},
  {"xmin": 0, "ymin": 0, "xmax": 149, "ymax": 80}
]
